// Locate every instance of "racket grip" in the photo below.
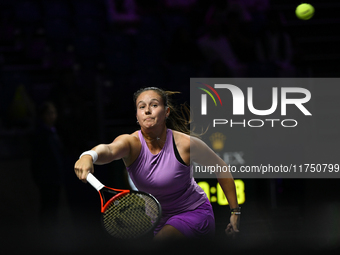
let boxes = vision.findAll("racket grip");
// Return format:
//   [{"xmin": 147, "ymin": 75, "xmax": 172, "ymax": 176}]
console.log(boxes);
[{"xmin": 86, "ymin": 173, "xmax": 104, "ymax": 191}]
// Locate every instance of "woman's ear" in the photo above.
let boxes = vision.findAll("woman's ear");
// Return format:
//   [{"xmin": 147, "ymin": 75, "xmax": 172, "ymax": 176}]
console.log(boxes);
[{"xmin": 165, "ymin": 106, "xmax": 170, "ymax": 118}]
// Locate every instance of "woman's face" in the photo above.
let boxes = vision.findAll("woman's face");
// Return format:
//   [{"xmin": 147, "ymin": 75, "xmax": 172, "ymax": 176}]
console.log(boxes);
[{"xmin": 136, "ymin": 90, "xmax": 169, "ymax": 130}]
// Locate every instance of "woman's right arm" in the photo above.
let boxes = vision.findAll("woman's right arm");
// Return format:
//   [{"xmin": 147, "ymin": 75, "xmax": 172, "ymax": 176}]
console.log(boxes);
[{"xmin": 74, "ymin": 134, "xmax": 133, "ymax": 182}]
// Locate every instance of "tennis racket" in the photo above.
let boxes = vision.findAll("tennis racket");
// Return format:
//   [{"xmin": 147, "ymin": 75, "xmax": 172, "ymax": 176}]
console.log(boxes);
[{"xmin": 86, "ymin": 173, "xmax": 162, "ymax": 239}]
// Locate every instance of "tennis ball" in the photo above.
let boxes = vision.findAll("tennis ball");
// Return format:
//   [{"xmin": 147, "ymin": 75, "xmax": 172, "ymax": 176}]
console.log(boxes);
[{"xmin": 295, "ymin": 3, "xmax": 315, "ymax": 20}]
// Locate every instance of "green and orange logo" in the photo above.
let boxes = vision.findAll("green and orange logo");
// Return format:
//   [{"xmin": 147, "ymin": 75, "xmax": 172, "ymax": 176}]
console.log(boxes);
[{"xmin": 197, "ymin": 82, "xmax": 222, "ymax": 115}]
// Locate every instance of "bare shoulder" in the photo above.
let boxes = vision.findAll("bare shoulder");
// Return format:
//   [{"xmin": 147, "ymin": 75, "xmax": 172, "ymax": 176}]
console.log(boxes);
[
  {"xmin": 172, "ymin": 130, "xmax": 203, "ymax": 147},
  {"xmin": 129, "ymin": 130, "xmax": 140, "ymax": 142},
  {"xmin": 113, "ymin": 131, "xmax": 140, "ymax": 145},
  {"xmin": 172, "ymin": 130, "xmax": 191, "ymax": 161},
  {"xmin": 172, "ymin": 130, "xmax": 190, "ymax": 165},
  {"xmin": 111, "ymin": 131, "xmax": 141, "ymax": 166},
  {"xmin": 172, "ymin": 130, "xmax": 190, "ymax": 146}
]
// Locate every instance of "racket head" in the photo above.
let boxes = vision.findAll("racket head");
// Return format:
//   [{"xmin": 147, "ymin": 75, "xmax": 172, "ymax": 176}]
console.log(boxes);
[{"xmin": 101, "ymin": 190, "xmax": 162, "ymax": 239}]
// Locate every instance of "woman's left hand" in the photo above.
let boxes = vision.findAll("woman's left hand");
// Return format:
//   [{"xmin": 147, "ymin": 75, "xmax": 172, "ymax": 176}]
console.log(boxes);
[{"xmin": 225, "ymin": 214, "xmax": 240, "ymax": 237}]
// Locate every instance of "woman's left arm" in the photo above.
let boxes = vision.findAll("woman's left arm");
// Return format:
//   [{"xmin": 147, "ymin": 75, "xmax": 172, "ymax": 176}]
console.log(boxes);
[
  {"xmin": 217, "ymin": 177, "xmax": 240, "ymax": 235},
  {"xmin": 190, "ymin": 136, "xmax": 240, "ymax": 234}
]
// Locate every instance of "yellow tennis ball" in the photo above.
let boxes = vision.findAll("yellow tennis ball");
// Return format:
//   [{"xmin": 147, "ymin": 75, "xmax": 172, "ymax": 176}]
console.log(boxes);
[{"xmin": 296, "ymin": 3, "xmax": 315, "ymax": 20}]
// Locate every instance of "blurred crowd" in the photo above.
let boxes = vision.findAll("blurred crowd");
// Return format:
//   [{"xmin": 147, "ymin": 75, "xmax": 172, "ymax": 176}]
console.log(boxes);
[{"xmin": 0, "ymin": 0, "xmax": 298, "ymax": 156}]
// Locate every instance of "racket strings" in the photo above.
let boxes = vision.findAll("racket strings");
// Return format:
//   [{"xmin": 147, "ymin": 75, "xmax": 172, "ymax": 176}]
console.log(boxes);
[{"xmin": 103, "ymin": 193, "xmax": 160, "ymax": 239}]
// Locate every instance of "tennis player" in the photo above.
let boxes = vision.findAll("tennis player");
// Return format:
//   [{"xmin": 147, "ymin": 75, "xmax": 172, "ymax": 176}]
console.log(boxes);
[{"xmin": 74, "ymin": 87, "xmax": 240, "ymax": 240}]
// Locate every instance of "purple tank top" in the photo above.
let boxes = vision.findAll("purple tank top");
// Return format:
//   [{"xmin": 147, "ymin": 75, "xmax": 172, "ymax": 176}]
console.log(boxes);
[{"xmin": 126, "ymin": 129, "xmax": 207, "ymax": 215}]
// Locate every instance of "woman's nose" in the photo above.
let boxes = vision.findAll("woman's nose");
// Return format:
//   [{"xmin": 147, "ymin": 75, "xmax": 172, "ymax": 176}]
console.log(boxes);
[{"xmin": 144, "ymin": 106, "xmax": 151, "ymax": 114}]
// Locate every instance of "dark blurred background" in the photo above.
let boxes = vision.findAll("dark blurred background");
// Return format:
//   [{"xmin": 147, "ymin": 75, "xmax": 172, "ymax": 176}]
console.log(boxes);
[{"xmin": 0, "ymin": 0, "xmax": 339, "ymax": 254}]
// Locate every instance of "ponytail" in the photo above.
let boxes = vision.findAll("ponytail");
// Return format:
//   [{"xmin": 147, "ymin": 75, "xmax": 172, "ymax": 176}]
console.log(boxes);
[{"xmin": 165, "ymin": 90, "xmax": 191, "ymax": 135}]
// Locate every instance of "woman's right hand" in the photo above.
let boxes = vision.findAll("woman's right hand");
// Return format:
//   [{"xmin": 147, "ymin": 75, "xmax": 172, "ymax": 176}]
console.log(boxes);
[{"xmin": 74, "ymin": 155, "xmax": 94, "ymax": 183}]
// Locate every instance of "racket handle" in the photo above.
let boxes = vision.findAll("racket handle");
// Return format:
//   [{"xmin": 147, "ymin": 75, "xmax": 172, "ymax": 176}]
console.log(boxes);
[{"xmin": 86, "ymin": 173, "xmax": 104, "ymax": 191}]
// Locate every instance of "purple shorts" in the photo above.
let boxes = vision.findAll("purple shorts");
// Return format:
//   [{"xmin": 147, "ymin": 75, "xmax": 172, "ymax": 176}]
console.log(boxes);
[{"xmin": 154, "ymin": 199, "xmax": 215, "ymax": 238}]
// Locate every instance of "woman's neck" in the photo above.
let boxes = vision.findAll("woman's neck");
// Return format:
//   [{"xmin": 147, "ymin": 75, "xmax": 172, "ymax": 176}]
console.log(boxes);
[{"xmin": 141, "ymin": 127, "xmax": 168, "ymax": 145}]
